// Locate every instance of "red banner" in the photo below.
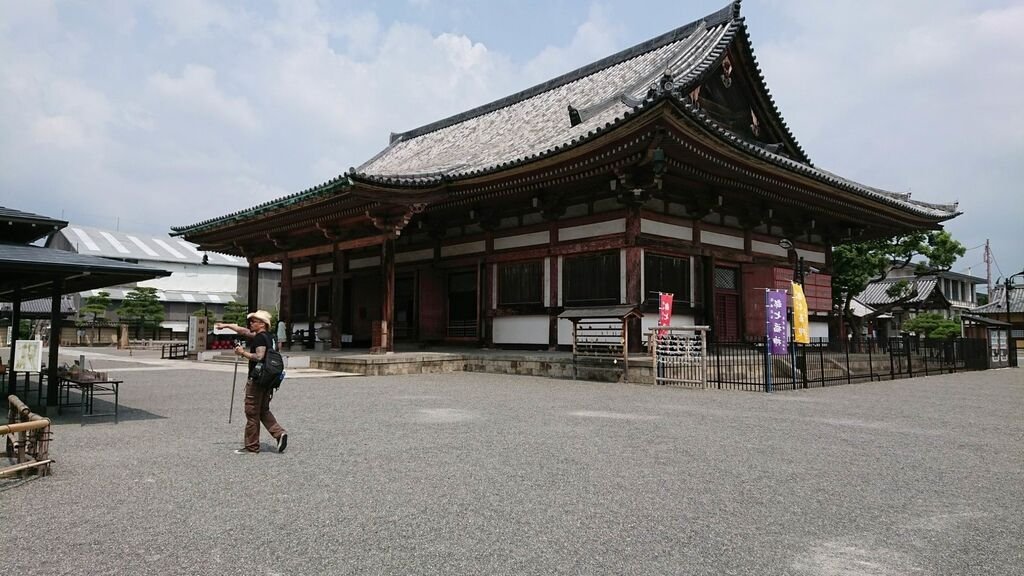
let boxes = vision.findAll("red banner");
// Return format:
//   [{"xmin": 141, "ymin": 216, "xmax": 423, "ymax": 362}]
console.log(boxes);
[{"xmin": 658, "ymin": 293, "xmax": 673, "ymax": 336}]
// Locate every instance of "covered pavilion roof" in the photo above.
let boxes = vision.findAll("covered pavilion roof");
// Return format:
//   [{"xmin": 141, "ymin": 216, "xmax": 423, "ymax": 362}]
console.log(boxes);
[{"xmin": 0, "ymin": 242, "xmax": 172, "ymax": 301}]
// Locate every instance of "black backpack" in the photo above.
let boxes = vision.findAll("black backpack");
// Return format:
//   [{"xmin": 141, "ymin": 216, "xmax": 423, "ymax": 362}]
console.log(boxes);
[{"xmin": 254, "ymin": 335, "xmax": 285, "ymax": 389}]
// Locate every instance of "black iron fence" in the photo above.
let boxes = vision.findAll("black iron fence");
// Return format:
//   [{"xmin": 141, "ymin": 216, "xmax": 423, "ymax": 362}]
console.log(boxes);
[{"xmin": 706, "ymin": 336, "xmax": 990, "ymax": 392}]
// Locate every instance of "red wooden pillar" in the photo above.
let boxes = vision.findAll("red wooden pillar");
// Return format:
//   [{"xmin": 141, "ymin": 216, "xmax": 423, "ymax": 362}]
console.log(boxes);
[
  {"xmin": 625, "ymin": 206, "xmax": 642, "ymax": 352},
  {"xmin": 332, "ymin": 249, "xmax": 346, "ymax": 348},
  {"xmin": 548, "ymin": 221, "xmax": 560, "ymax": 349},
  {"xmin": 381, "ymin": 236, "xmax": 396, "ymax": 352}
]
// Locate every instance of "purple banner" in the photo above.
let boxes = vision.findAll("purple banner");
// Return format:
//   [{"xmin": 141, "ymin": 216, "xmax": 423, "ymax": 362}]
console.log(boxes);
[{"xmin": 765, "ymin": 290, "xmax": 789, "ymax": 355}]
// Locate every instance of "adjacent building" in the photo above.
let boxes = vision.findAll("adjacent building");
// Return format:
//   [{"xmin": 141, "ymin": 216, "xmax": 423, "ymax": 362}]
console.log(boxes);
[{"xmin": 47, "ymin": 225, "xmax": 280, "ymax": 339}]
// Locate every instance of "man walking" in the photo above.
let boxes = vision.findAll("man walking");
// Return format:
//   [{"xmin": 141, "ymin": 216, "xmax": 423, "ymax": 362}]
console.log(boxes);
[{"xmin": 216, "ymin": 310, "xmax": 288, "ymax": 454}]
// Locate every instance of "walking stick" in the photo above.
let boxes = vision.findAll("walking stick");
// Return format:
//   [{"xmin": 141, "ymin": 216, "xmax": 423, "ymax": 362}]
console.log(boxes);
[{"xmin": 228, "ymin": 354, "xmax": 239, "ymax": 424}]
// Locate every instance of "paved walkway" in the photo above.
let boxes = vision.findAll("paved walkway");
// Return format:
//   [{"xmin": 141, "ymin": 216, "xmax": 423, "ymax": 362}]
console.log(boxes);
[{"xmin": 2, "ymin": 361, "xmax": 1022, "ymax": 575}]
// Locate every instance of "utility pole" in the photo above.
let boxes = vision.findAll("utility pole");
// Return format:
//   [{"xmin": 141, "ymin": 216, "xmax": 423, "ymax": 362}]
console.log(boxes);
[{"xmin": 984, "ymin": 239, "xmax": 992, "ymax": 295}]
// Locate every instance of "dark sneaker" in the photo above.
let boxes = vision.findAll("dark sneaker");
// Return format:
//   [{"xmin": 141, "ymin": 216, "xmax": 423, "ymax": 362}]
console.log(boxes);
[
  {"xmin": 233, "ymin": 448, "xmax": 258, "ymax": 455},
  {"xmin": 277, "ymin": 433, "xmax": 288, "ymax": 453}
]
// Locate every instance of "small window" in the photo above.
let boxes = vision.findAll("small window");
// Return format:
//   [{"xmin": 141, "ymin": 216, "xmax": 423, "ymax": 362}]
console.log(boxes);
[
  {"xmin": 498, "ymin": 261, "xmax": 543, "ymax": 306},
  {"xmin": 291, "ymin": 286, "xmax": 309, "ymax": 320},
  {"xmin": 714, "ymin": 267, "xmax": 738, "ymax": 290},
  {"xmin": 645, "ymin": 254, "xmax": 689, "ymax": 304},
  {"xmin": 315, "ymin": 282, "xmax": 332, "ymax": 316},
  {"xmin": 563, "ymin": 252, "xmax": 620, "ymax": 306}
]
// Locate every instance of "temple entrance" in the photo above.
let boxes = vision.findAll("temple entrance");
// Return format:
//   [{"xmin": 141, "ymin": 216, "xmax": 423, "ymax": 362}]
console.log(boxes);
[
  {"xmin": 714, "ymin": 266, "xmax": 740, "ymax": 341},
  {"xmin": 447, "ymin": 269, "xmax": 478, "ymax": 338},
  {"xmin": 394, "ymin": 273, "xmax": 417, "ymax": 341}
]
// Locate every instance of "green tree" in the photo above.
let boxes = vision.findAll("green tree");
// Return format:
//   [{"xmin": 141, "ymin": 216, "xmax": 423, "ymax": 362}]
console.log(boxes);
[
  {"xmin": 118, "ymin": 287, "xmax": 165, "ymax": 338},
  {"xmin": 191, "ymin": 307, "xmax": 216, "ymax": 319},
  {"xmin": 832, "ymin": 231, "xmax": 966, "ymax": 341},
  {"xmin": 902, "ymin": 313, "xmax": 961, "ymax": 339},
  {"xmin": 78, "ymin": 290, "xmax": 111, "ymax": 343},
  {"xmin": 222, "ymin": 301, "xmax": 249, "ymax": 325}
]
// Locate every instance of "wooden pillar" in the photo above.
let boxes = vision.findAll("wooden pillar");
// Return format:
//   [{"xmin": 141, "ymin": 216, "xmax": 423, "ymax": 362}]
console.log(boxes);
[
  {"xmin": 280, "ymin": 258, "xmax": 292, "ymax": 345},
  {"xmin": 332, "ymin": 249, "xmax": 346, "ymax": 348},
  {"xmin": 46, "ymin": 280, "xmax": 63, "ymax": 408},
  {"xmin": 483, "ymin": 232, "xmax": 494, "ymax": 347},
  {"xmin": 382, "ymin": 236, "xmax": 395, "ymax": 352},
  {"xmin": 247, "ymin": 260, "xmax": 259, "ymax": 313},
  {"xmin": 703, "ymin": 255, "xmax": 716, "ymax": 338},
  {"xmin": 7, "ymin": 288, "xmax": 21, "ymax": 396},
  {"xmin": 625, "ymin": 206, "xmax": 642, "ymax": 352},
  {"xmin": 548, "ymin": 221, "xmax": 560, "ymax": 350}
]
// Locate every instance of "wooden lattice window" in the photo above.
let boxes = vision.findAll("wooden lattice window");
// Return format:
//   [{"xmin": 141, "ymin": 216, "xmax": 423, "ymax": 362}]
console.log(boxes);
[
  {"xmin": 291, "ymin": 286, "xmax": 310, "ymax": 320},
  {"xmin": 498, "ymin": 261, "xmax": 543, "ymax": 306},
  {"xmin": 645, "ymin": 254, "xmax": 689, "ymax": 304},
  {"xmin": 563, "ymin": 252, "xmax": 620, "ymax": 306}
]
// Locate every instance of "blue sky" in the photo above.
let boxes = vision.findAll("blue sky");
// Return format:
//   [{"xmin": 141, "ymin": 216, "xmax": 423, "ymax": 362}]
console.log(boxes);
[{"xmin": 2, "ymin": 0, "xmax": 1022, "ymax": 287}]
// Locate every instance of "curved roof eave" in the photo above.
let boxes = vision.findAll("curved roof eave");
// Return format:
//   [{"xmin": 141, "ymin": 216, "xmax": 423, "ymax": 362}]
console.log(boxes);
[
  {"xmin": 170, "ymin": 176, "xmax": 354, "ymax": 238},
  {"xmin": 351, "ymin": 91, "xmax": 959, "ymax": 223}
]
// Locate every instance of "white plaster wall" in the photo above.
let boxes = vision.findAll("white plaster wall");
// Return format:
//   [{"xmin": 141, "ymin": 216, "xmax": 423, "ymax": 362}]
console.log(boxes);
[
  {"xmin": 810, "ymin": 320, "xmax": 830, "ymax": 340},
  {"xmin": 701, "ymin": 230, "xmax": 744, "ymax": 249},
  {"xmin": 751, "ymin": 240, "xmax": 788, "ymax": 258},
  {"xmin": 138, "ymin": 263, "xmax": 236, "ymax": 292},
  {"xmin": 640, "ymin": 219, "xmax": 693, "ymax": 241},
  {"xmin": 798, "ymin": 248, "xmax": 827, "ymax": 264},
  {"xmin": 441, "ymin": 240, "xmax": 486, "ymax": 258},
  {"xmin": 396, "ymin": 248, "xmax": 434, "ymax": 263},
  {"xmin": 494, "ymin": 231, "xmax": 549, "ymax": 250},
  {"xmin": 349, "ymin": 256, "xmax": 381, "ymax": 269},
  {"xmin": 559, "ymin": 218, "xmax": 625, "ymax": 241},
  {"xmin": 641, "ymin": 313, "xmax": 697, "ymax": 339},
  {"xmin": 492, "ymin": 316, "xmax": 550, "ymax": 344},
  {"xmin": 558, "ymin": 318, "xmax": 573, "ymax": 345}
]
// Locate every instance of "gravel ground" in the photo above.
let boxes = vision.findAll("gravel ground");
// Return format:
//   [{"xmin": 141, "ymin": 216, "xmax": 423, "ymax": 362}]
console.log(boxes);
[{"xmin": 2, "ymin": 365, "xmax": 1022, "ymax": 575}]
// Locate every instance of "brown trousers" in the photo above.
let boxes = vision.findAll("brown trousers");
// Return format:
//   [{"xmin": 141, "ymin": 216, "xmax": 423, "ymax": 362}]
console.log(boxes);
[{"xmin": 243, "ymin": 380, "xmax": 285, "ymax": 452}]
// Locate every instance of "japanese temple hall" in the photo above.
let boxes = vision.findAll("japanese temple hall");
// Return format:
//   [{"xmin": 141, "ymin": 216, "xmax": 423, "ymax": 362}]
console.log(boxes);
[{"xmin": 172, "ymin": 1, "xmax": 959, "ymax": 352}]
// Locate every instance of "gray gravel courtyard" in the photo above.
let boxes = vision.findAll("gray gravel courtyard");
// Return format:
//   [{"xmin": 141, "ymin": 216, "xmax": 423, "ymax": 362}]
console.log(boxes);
[{"xmin": 3, "ymin": 362, "xmax": 1022, "ymax": 575}]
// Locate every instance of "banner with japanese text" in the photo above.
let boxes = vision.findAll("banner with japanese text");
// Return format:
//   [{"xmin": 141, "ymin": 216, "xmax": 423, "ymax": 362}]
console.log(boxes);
[
  {"xmin": 658, "ymin": 293, "xmax": 673, "ymax": 336},
  {"xmin": 791, "ymin": 282, "xmax": 810, "ymax": 344},
  {"xmin": 765, "ymin": 290, "xmax": 788, "ymax": 355}
]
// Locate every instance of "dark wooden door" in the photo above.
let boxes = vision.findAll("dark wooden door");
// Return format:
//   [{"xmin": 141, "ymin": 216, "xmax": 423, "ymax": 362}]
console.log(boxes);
[{"xmin": 715, "ymin": 293, "xmax": 740, "ymax": 341}]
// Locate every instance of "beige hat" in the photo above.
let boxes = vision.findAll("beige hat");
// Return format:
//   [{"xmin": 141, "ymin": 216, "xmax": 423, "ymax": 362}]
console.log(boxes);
[{"xmin": 246, "ymin": 310, "xmax": 272, "ymax": 325}]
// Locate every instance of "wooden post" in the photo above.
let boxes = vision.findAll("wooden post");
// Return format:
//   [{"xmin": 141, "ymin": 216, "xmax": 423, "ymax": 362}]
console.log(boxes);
[
  {"xmin": 625, "ymin": 207, "xmax": 642, "ymax": 353},
  {"xmin": 7, "ymin": 288, "xmax": 20, "ymax": 397},
  {"xmin": 47, "ymin": 279, "xmax": 63, "ymax": 408},
  {"xmin": 332, "ymin": 250, "xmax": 346, "ymax": 348},
  {"xmin": 247, "ymin": 260, "xmax": 259, "ymax": 313},
  {"xmin": 280, "ymin": 258, "xmax": 292, "ymax": 345},
  {"xmin": 382, "ymin": 236, "xmax": 395, "ymax": 352},
  {"xmin": 548, "ymin": 221, "xmax": 560, "ymax": 350}
]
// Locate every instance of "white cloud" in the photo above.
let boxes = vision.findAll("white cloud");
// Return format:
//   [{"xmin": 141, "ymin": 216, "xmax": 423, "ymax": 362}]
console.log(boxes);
[
  {"xmin": 148, "ymin": 64, "xmax": 260, "ymax": 132},
  {"xmin": 523, "ymin": 4, "xmax": 623, "ymax": 83}
]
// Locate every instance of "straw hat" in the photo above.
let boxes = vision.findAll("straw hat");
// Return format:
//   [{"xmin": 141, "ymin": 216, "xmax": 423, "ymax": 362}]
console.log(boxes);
[{"xmin": 246, "ymin": 310, "xmax": 273, "ymax": 325}]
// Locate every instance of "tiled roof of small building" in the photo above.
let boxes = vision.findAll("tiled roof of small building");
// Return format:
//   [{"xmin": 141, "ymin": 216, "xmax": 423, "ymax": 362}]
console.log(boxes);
[
  {"xmin": 971, "ymin": 284, "xmax": 1024, "ymax": 315},
  {"xmin": 55, "ymin": 225, "xmax": 279, "ymax": 269},
  {"xmin": 857, "ymin": 278, "xmax": 940, "ymax": 307}
]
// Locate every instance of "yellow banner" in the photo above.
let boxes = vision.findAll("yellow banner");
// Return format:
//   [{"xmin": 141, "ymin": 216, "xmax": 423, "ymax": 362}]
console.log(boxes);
[{"xmin": 792, "ymin": 282, "xmax": 810, "ymax": 344}]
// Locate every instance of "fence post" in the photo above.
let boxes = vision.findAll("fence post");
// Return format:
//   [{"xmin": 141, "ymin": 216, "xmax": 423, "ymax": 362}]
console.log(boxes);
[
  {"xmin": 845, "ymin": 338, "xmax": 852, "ymax": 385},
  {"xmin": 764, "ymin": 335, "xmax": 772, "ymax": 393},
  {"xmin": 715, "ymin": 340, "xmax": 722, "ymax": 390},
  {"xmin": 818, "ymin": 342, "xmax": 825, "ymax": 387},
  {"xmin": 867, "ymin": 337, "xmax": 874, "ymax": 381}
]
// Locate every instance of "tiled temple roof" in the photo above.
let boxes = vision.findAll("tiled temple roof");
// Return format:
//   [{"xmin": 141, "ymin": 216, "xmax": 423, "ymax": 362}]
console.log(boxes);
[{"xmin": 173, "ymin": 0, "xmax": 959, "ymax": 237}]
